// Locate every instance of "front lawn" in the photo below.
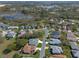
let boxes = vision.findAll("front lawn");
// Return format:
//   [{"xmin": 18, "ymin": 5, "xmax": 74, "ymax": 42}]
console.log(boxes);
[
  {"xmin": 22, "ymin": 50, "xmax": 40, "ymax": 58},
  {"xmin": 37, "ymin": 43, "xmax": 42, "ymax": 48},
  {"xmin": 62, "ymin": 45, "xmax": 72, "ymax": 58}
]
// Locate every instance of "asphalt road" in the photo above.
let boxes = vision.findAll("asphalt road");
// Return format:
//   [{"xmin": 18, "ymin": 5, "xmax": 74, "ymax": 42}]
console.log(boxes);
[{"xmin": 39, "ymin": 38, "xmax": 46, "ymax": 58}]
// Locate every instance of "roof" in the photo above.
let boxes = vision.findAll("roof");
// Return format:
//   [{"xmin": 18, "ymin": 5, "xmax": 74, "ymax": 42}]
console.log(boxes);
[
  {"xmin": 50, "ymin": 54, "xmax": 66, "ymax": 58},
  {"xmin": 69, "ymin": 42, "xmax": 79, "ymax": 50},
  {"xmin": 51, "ymin": 31, "xmax": 60, "ymax": 35},
  {"xmin": 6, "ymin": 30, "xmax": 16, "ymax": 37},
  {"xmin": 50, "ymin": 46, "xmax": 63, "ymax": 54},
  {"xmin": 18, "ymin": 30, "xmax": 26, "ymax": 37},
  {"xmin": 50, "ymin": 31, "xmax": 60, "ymax": 38},
  {"xmin": 67, "ymin": 32, "xmax": 77, "ymax": 41},
  {"xmin": 29, "ymin": 38, "xmax": 38, "ymax": 46},
  {"xmin": 49, "ymin": 38, "xmax": 61, "ymax": 45},
  {"xmin": 22, "ymin": 44, "xmax": 36, "ymax": 54},
  {"xmin": 0, "ymin": 23, "xmax": 8, "ymax": 29},
  {"xmin": 72, "ymin": 50, "xmax": 79, "ymax": 58}
]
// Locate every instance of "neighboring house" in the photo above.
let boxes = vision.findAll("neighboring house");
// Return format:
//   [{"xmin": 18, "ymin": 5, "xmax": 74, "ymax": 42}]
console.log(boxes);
[
  {"xmin": 49, "ymin": 38, "xmax": 61, "ymax": 45},
  {"xmin": 18, "ymin": 30, "xmax": 26, "ymax": 38},
  {"xmin": 8, "ymin": 26, "xmax": 19, "ymax": 29},
  {"xmin": 72, "ymin": 50, "xmax": 79, "ymax": 58},
  {"xmin": 50, "ymin": 46, "xmax": 63, "ymax": 54},
  {"xmin": 50, "ymin": 54, "xmax": 66, "ymax": 58},
  {"xmin": 67, "ymin": 32, "xmax": 77, "ymax": 41},
  {"xmin": 69, "ymin": 42, "xmax": 79, "ymax": 50},
  {"xmin": 6, "ymin": 30, "xmax": 16, "ymax": 38},
  {"xmin": 50, "ymin": 31, "xmax": 60, "ymax": 38},
  {"xmin": 0, "ymin": 22, "xmax": 8, "ymax": 30},
  {"xmin": 2, "ymin": 30, "xmax": 8, "ymax": 37},
  {"xmin": 21, "ymin": 44, "xmax": 36, "ymax": 54},
  {"xmin": 29, "ymin": 38, "xmax": 38, "ymax": 46}
]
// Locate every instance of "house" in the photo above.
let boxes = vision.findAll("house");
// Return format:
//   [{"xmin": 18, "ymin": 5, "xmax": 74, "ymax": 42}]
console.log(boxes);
[
  {"xmin": 67, "ymin": 32, "xmax": 77, "ymax": 41},
  {"xmin": 50, "ymin": 54, "xmax": 66, "ymax": 58},
  {"xmin": 72, "ymin": 50, "xmax": 79, "ymax": 58},
  {"xmin": 29, "ymin": 38, "xmax": 38, "ymax": 46},
  {"xmin": 8, "ymin": 26, "xmax": 19, "ymax": 29},
  {"xmin": 50, "ymin": 46, "xmax": 63, "ymax": 54},
  {"xmin": 6, "ymin": 30, "xmax": 16, "ymax": 38},
  {"xmin": 0, "ymin": 22, "xmax": 8, "ymax": 30},
  {"xmin": 21, "ymin": 44, "xmax": 36, "ymax": 54},
  {"xmin": 18, "ymin": 30, "xmax": 26, "ymax": 38},
  {"xmin": 69, "ymin": 42, "xmax": 79, "ymax": 50},
  {"xmin": 2, "ymin": 30, "xmax": 8, "ymax": 37},
  {"xmin": 50, "ymin": 31, "xmax": 60, "ymax": 38},
  {"xmin": 49, "ymin": 38, "xmax": 61, "ymax": 45}
]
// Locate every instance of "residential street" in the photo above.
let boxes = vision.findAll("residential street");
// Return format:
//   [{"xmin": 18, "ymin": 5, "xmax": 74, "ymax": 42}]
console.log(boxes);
[{"xmin": 39, "ymin": 38, "xmax": 46, "ymax": 58}]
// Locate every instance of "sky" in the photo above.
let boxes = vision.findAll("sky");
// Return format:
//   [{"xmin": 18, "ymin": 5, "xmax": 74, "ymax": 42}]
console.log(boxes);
[{"xmin": 0, "ymin": 0, "xmax": 79, "ymax": 1}]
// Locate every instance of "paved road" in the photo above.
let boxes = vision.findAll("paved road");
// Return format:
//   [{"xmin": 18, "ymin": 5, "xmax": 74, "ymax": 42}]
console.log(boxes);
[
  {"xmin": 39, "ymin": 38, "xmax": 46, "ymax": 58},
  {"xmin": 39, "ymin": 28, "xmax": 48, "ymax": 58}
]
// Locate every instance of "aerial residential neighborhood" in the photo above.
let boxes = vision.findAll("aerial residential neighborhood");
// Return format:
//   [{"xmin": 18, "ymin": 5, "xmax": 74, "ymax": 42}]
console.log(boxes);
[{"xmin": 0, "ymin": 1, "xmax": 79, "ymax": 58}]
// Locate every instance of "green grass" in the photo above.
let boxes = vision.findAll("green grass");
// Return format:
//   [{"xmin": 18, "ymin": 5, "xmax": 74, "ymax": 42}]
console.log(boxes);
[
  {"xmin": 45, "ymin": 49, "xmax": 50, "ymax": 58},
  {"xmin": 62, "ymin": 45, "xmax": 72, "ymax": 58},
  {"xmin": 77, "ymin": 42, "xmax": 79, "ymax": 46},
  {"xmin": 22, "ymin": 50, "xmax": 40, "ymax": 58},
  {"xmin": 60, "ymin": 31, "xmax": 72, "ymax": 58},
  {"xmin": 0, "ymin": 38, "xmax": 16, "ymax": 58},
  {"xmin": 74, "ymin": 34, "xmax": 79, "ymax": 37},
  {"xmin": 37, "ymin": 43, "xmax": 42, "ymax": 48}
]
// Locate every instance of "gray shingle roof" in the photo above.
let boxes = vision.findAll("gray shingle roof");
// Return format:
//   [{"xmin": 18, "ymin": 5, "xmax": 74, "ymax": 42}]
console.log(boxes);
[
  {"xmin": 49, "ymin": 38, "xmax": 61, "ymax": 45},
  {"xmin": 29, "ymin": 38, "xmax": 38, "ymax": 46},
  {"xmin": 50, "ymin": 31, "xmax": 60, "ymax": 38},
  {"xmin": 69, "ymin": 42, "xmax": 79, "ymax": 50},
  {"xmin": 72, "ymin": 50, "xmax": 79, "ymax": 58},
  {"xmin": 50, "ymin": 46, "xmax": 63, "ymax": 54}
]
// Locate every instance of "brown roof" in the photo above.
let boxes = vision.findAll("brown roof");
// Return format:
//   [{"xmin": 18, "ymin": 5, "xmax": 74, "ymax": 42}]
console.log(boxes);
[
  {"xmin": 22, "ymin": 44, "xmax": 36, "ymax": 54},
  {"xmin": 49, "ymin": 54, "xmax": 66, "ymax": 58}
]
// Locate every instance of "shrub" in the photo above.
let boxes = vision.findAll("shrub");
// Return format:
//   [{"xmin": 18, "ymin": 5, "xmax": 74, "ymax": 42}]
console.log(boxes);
[
  {"xmin": 3, "ymin": 48, "xmax": 12, "ymax": 54},
  {"xmin": 13, "ymin": 53, "xmax": 23, "ymax": 58}
]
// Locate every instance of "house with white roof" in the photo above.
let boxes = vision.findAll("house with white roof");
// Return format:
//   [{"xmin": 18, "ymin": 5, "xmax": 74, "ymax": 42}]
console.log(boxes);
[
  {"xmin": 8, "ymin": 26, "xmax": 19, "ymax": 29},
  {"xmin": 2, "ymin": 30, "xmax": 16, "ymax": 38},
  {"xmin": 6, "ymin": 30, "xmax": 16, "ymax": 38}
]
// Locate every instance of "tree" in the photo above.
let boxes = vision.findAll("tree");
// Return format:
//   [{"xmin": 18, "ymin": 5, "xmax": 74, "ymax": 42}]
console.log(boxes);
[
  {"xmin": 3, "ymin": 48, "xmax": 12, "ymax": 54},
  {"xmin": 7, "ymin": 43, "xmax": 16, "ymax": 50},
  {"xmin": 13, "ymin": 53, "xmax": 23, "ymax": 58},
  {"xmin": 15, "ymin": 39, "xmax": 28, "ymax": 50}
]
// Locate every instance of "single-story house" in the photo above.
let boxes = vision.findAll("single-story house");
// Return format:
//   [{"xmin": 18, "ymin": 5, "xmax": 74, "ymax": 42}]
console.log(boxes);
[
  {"xmin": 72, "ymin": 50, "xmax": 79, "ymax": 58},
  {"xmin": 69, "ymin": 42, "xmax": 79, "ymax": 50},
  {"xmin": 50, "ymin": 46, "xmax": 63, "ymax": 54},
  {"xmin": 8, "ymin": 26, "xmax": 19, "ymax": 29},
  {"xmin": 21, "ymin": 44, "xmax": 36, "ymax": 54},
  {"xmin": 49, "ymin": 38, "xmax": 61, "ymax": 45},
  {"xmin": 50, "ymin": 31, "xmax": 60, "ymax": 38},
  {"xmin": 2, "ymin": 30, "xmax": 7, "ymax": 37},
  {"xmin": 18, "ymin": 30, "xmax": 26, "ymax": 37},
  {"xmin": 0, "ymin": 22, "xmax": 8, "ymax": 30},
  {"xmin": 6, "ymin": 30, "xmax": 16, "ymax": 38},
  {"xmin": 29, "ymin": 38, "xmax": 38, "ymax": 46},
  {"xmin": 49, "ymin": 54, "xmax": 66, "ymax": 58},
  {"xmin": 67, "ymin": 32, "xmax": 77, "ymax": 41}
]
